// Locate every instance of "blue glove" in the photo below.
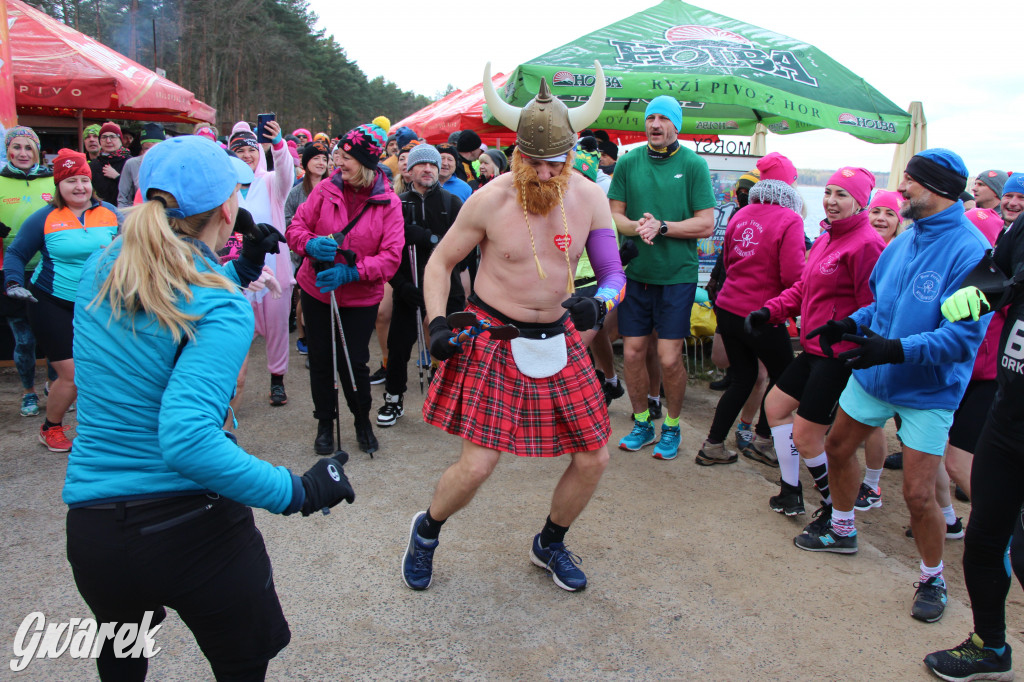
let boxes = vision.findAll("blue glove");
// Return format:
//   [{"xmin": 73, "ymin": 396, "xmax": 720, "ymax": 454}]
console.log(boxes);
[
  {"xmin": 306, "ymin": 236, "xmax": 338, "ymax": 263},
  {"xmin": 315, "ymin": 264, "xmax": 359, "ymax": 292}
]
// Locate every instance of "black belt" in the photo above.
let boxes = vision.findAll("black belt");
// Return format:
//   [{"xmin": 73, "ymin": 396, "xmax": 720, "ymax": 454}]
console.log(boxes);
[{"xmin": 468, "ymin": 293, "xmax": 567, "ymax": 339}]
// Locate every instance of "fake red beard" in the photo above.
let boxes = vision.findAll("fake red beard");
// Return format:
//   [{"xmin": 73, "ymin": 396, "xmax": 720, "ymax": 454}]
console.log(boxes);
[{"xmin": 511, "ymin": 148, "xmax": 574, "ymax": 216}]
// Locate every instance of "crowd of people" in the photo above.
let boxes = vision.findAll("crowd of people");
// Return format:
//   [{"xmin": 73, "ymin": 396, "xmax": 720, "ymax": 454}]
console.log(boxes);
[{"xmin": 2, "ymin": 69, "xmax": 1023, "ymax": 679}]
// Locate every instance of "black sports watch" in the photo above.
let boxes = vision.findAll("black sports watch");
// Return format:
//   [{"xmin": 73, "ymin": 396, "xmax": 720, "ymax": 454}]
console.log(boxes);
[{"xmin": 659, "ymin": 220, "xmax": 669, "ymax": 236}]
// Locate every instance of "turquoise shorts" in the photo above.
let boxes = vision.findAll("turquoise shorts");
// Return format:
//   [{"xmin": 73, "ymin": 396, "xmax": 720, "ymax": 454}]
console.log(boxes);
[{"xmin": 838, "ymin": 378, "xmax": 954, "ymax": 456}]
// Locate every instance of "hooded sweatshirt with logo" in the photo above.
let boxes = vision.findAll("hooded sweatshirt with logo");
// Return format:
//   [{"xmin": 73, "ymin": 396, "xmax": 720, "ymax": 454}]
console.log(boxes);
[
  {"xmin": 765, "ymin": 210, "xmax": 885, "ymax": 357},
  {"xmin": 847, "ymin": 201, "xmax": 991, "ymax": 410}
]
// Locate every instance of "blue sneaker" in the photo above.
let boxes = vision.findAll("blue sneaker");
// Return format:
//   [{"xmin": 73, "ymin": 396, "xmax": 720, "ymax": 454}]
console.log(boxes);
[
  {"xmin": 530, "ymin": 534, "xmax": 587, "ymax": 591},
  {"xmin": 619, "ymin": 420, "xmax": 656, "ymax": 451},
  {"xmin": 402, "ymin": 511, "xmax": 438, "ymax": 590},
  {"xmin": 652, "ymin": 425, "xmax": 681, "ymax": 460},
  {"xmin": 20, "ymin": 393, "xmax": 39, "ymax": 417},
  {"xmin": 296, "ymin": 338, "xmax": 308, "ymax": 355},
  {"xmin": 912, "ymin": 575, "xmax": 948, "ymax": 623}
]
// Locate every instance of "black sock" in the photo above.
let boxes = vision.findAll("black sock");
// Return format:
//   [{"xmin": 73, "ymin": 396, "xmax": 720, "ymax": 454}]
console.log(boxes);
[
  {"xmin": 539, "ymin": 516, "xmax": 569, "ymax": 548},
  {"xmin": 43, "ymin": 418, "xmax": 60, "ymax": 429},
  {"xmin": 807, "ymin": 462, "xmax": 830, "ymax": 502},
  {"xmin": 270, "ymin": 373, "xmax": 284, "ymax": 387},
  {"xmin": 417, "ymin": 509, "xmax": 445, "ymax": 540}
]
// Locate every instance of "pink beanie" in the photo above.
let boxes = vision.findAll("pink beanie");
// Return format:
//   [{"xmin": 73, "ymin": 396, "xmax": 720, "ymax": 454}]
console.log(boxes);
[
  {"xmin": 292, "ymin": 128, "xmax": 312, "ymax": 140},
  {"xmin": 756, "ymin": 152, "xmax": 797, "ymax": 183},
  {"xmin": 868, "ymin": 190, "xmax": 902, "ymax": 217},
  {"xmin": 965, "ymin": 207, "xmax": 1002, "ymax": 246},
  {"xmin": 827, "ymin": 167, "xmax": 875, "ymax": 208}
]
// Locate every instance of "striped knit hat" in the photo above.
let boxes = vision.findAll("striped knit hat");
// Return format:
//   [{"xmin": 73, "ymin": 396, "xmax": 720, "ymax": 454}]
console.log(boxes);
[{"xmin": 339, "ymin": 123, "xmax": 388, "ymax": 169}]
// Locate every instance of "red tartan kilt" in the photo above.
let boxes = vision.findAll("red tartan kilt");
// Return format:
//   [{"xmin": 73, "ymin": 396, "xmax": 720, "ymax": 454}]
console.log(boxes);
[{"xmin": 422, "ymin": 303, "xmax": 611, "ymax": 456}]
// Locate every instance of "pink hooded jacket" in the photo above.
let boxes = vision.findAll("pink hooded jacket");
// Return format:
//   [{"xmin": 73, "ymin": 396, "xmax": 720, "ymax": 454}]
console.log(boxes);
[
  {"xmin": 765, "ymin": 211, "xmax": 885, "ymax": 357},
  {"xmin": 715, "ymin": 201, "xmax": 807, "ymax": 318},
  {"xmin": 287, "ymin": 169, "xmax": 404, "ymax": 307},
  {"xmin": 967, "ymin": 209, "xmax": 1005, "ymax": 381}
]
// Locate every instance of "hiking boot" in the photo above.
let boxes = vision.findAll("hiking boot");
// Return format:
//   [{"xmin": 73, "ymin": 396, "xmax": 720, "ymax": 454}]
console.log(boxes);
[
  {"xmin": 794, "ymin": 519, "xmax": 858, "ymax": 554},
  {"xmin": 530, "ymin": 534, "xmax": 587, "ymax": 592},
  {"xmin": 741, "ymin": 435, "xmax": 778, "ymax": 467},
  {"xmin": 619, "ymin": 420, "xmax": 656, "ymax": 451},
  {"xmin": 854, "ymin": 482, "xmax": 882, "ymax": 511},
  {"xmin": 695, "ymin": 440, "xmax": 737, "ymax": 466},
  {"xmin": 296, "ymin": 338, "xmax": 308, "ymax": 355},
  {"xmin": 402, "ymin": 512, "xmax": 438, "ymax": 590},
  {"xmin": 355, "ymin": 417, "xmax": 379, "ymax": 455},
  {"xmin": 912, "ymin": 575, "xmax": 948, "ymax": 623},
  {"xmin": 924, "ymin": 633, "xmax": 1013, "ymax": 681},
  {"xmin": 602, "ymin": 380, "xmax": 624, "ymax": 405},
  {"xmin": 376, "ymin": 393, "xmax": 404, "ymax": 427},
  {"xmin": 770, "ymin": 480, "xmax": 805, "ymax": 516},
  {"xmin": 369, "ymin": 364, "xmax": 387, "ymax": 385},
  {"xmin": 269, "ymin": 384, "xmax": 288, "ymax": 407},
  {"xmin": 314, "ymin": 420, "xmax": 334, "ymax": 455},
  {"xmin": 652, "ymin": 425, "xmax": 681, "ymax": 460},
  {"xmin": 884, "ymin": 451, "xmax": 903, "ymax": 470},
  {"xmin": 647, "ymin": 397, "xmax": 663, "ymax": 420},
  {"xmin": 39, "ymin": 423, "xmax": 72, "ymax": 453},
  {"xmin": 735, "ymin": 422, "xmax": 754, "ymax": 450},
  {"xmin": 906, "ymin": 518, "xmax": 965, "ymax": 540},
  {"xmin": 802, "ymin": 502, "xmax": 833, "ymax": 536},
  {"xmin": 20, "ymin": 393, "xmax": 39, "ymax": 417}
]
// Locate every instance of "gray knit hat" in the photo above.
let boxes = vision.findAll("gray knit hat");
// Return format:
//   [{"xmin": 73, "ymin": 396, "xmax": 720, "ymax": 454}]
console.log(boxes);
[
  {"xmin": 406, "ymin": 144, "xmax": 441, "ymax": 170},
  {"xmin": 976, "ymin": 169, "xmax": 1009, "ymax": 197}
]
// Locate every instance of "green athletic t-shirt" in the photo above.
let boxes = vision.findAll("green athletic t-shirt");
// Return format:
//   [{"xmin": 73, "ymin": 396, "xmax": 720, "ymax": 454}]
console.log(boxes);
[{"xmin": 607, "ymin": 146, "xmax": 715, "ymax": 285}]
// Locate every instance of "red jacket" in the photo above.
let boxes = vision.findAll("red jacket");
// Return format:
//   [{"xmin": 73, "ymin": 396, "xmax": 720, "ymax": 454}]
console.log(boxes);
[
  {"xmin": 715, "ymin": 202, "xmax": 806, "ymax": 318},
  {"xmin": 765, "ymin": 211, "xmax": 885, "ymax": 357},
  {"xmin": 287, "ymin": 170, "xmax": 404, "ymax": 307}
]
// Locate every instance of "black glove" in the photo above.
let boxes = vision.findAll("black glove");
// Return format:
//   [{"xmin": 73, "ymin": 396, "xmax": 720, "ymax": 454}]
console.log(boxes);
[
  {"xmin": 743, "ymin": 307, "xmax": 771, "ymax": 335},
  {"xmin": 838, "ymin": 326, "xmax": 905, "ymax": 369},
  {"xmin": 428, "ymin": 315, "xmax": 459, "ymax": 361},
  {"xmin": 805, "ymin": 317, "xmax": 858, "ymax": 358},
  {"xmin": 299, "ymin": 451, "xmax": 355, "ymax": 516},
  {"xmin": 0, "ymin": 220, "xmax": 10, "ymax": 240},
  {"xmin": 240, "ymin": 221, "xmax": 286, "ymax": 263},
  {"xmin": 398, "ymin": 281, "xmax": 423, "ymax": 308},
  {"xmin": 619, "ymin": 239, "xmax": 639, "ymax": 267},
  {"xmin": 405, "ymin": 223, "xmax": 438, "ymax": 247},
  {"xmin": 561, "ymin": 295, "xmax": 605, "ymax": 332}
]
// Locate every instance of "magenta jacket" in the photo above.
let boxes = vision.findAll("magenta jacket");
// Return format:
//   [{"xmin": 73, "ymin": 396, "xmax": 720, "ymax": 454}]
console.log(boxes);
[
  {"xmin": 765, "ymin": 211, "xmax": 885, "ymax": 357},
  {"xmin": 287, "ymin": 170, "xmax": 404, "ymax": 307},
  {"xmin": 715, "ymin": 202, "xmax": 806, "ymax": 318},
  {"xmin": 971, "ymin": 216, "xmax": 1005, "ymax": 381}
]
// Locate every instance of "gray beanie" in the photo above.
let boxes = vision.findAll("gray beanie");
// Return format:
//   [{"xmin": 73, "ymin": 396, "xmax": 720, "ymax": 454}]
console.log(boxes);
[
  {"xmin": 485, "ymin": 149, "xmax": 508, "ymax": 174},
  {"xmin": 977, "ymin": 170, "xmax": 1009, "ymax": 197},
  {"xmin": 406, "ymin": 143, "xmax": 441, "ymax": 170}
]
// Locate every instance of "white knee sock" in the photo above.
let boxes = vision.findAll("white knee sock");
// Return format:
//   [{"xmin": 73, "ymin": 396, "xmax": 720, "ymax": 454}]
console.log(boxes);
[
  {"xmin": 940, "ymin": 504, "xmax": 957, "ymax": 525},
  {"xmin": 771, "ymin": 423, "xmax": 799, "ymax": 486},
  {"xmin": 863, "ymin": 467, "xmax": 882, "ymax": 490}
]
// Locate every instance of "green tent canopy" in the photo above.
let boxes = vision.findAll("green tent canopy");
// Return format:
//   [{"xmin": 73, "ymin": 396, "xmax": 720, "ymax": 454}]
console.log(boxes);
[{"xmin": 492, "ymin": 0, "xmax": 909, "ymax": 144}]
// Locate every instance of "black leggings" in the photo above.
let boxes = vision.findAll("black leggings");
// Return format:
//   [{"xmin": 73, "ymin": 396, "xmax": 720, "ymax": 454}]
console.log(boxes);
[
  {"xmin": 301, "ymin": 288, "xmax": 377, "ymax": 422},
  {"xmin": 963, "ymin": 416, "xmax": 1024, "ymax": 648},
  {"xmin": 708, "ymin": 307, "xmax": 793, "ymax": 443},
  {"xmin": 384, "ymin": 294, "xmax": 463, "ymax": 397}
]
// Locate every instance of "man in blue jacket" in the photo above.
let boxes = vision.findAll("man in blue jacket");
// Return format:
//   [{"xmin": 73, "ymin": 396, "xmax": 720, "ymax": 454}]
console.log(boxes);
[{"xmin": 793, "ymin": 149, "xmax": 991, "ymax": 625}]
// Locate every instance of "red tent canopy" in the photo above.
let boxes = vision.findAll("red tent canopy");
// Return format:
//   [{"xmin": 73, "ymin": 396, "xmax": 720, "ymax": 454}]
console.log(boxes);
[
  {"xmin": 7, "ymin": 0, "xmax": 214, "ymax": 124},
  {"xmin": 391, "ymin": 72, "xmax": 716, "ymax": 147}
]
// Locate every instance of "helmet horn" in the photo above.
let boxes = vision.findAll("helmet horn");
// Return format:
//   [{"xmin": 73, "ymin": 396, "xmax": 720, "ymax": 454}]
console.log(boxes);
[
  {"xmin": 483, "ymin": 62, "xmax": 521, "ymax": 132},
  {"xmin": 567, "ymin": 61, "xmax": 606, "ymax": 132}
]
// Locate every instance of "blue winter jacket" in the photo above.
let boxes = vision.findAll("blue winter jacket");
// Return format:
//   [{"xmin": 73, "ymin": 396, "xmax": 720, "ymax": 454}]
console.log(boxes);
[
  {"xmin": 64, "ymin": 238, "xmax": 303, "ymax": 510},
  {"xmin": 848, "ymin": 201, "xmax": 991, "ymax": 410}
]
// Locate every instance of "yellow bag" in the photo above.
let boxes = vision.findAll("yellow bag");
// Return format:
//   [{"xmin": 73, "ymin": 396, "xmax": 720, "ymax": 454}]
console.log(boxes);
[{"xmin": 690, "ymin": 302, "xmax": 717, "ymax": 338}]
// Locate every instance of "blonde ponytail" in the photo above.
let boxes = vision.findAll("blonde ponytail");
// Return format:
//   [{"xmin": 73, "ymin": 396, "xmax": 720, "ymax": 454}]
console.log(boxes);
[{"xmin": 90, "ymin": 191, "xmax": 236, "ymax": 342}]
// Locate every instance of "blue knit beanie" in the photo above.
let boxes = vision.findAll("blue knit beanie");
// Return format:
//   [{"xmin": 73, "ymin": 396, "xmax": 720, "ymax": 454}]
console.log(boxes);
[
  {"xmin": 1003, "ymin": 173, "xmax": 1024, "ymax": 197},
  {"xmin": 645, "ymin": 96, "xmax": 682, "ymax": 133},
  {"xmin": 916, "ymin": 148, "xmax": 968, "ymax": 179},
  {"xmin": 395, "ymin": 126, "xmax": 419, "ymax": 150}
]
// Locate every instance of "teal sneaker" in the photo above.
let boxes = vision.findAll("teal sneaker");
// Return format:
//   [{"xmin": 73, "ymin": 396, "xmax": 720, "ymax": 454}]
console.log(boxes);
[
  {"xmin": 652, "ymin": 425, "xmax": 681, "ymax": 460},
  {"xmin": 20, "ymin": 393, "xmax": 39, "ymax": 417},
  {"xmin": 619, "ymin": 420, "xmax": 656, "ymax": 451}
]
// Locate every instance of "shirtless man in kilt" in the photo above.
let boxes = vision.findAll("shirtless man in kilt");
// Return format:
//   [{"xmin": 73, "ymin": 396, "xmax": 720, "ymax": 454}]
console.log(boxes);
[{"xmin": 401, "ymin": 62, "xmax": 626, "ymax": 592}]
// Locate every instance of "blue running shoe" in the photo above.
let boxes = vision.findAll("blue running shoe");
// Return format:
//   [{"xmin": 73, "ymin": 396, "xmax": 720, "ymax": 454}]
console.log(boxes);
[
  {"xmin": 296, "ymin": 338, "xmax": 308, "ymax": 355},
  {"xmin": 530, "ymin": 534, "xmax": 587, "ymax": 591},
  {"xmin": 402, "ymin": 511, "xmax": 438, "ymax": 590},
  {"xmin": 924, "ymin": 633, "xmax": 1013, "ymax": 681},
  {"xmin": 20, "ymin": 393, "xmax": 39, "ymax": 417},
  {"xmin": 619, "ymin": 420, "xmax": 656, "ymax": 451},
  {"xmin": 653, "ymin": 425, "xmax": 681, "ymax": 460},
  {"xmin": 912, "ymin": 575, "xmax": 948, "ymax": 623}
]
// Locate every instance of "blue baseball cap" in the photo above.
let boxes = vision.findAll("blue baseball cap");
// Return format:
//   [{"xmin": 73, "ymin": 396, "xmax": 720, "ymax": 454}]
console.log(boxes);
[
  {"xmin": 645, "ymin": 95, "xmax": 683, "ymax": 133},
  {"xmin": 140, "ymin": 135, "xmax": 254, "ymax": 217}
]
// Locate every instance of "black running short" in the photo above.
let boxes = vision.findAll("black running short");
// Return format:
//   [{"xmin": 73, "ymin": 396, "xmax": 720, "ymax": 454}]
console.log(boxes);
[
  {"xmin": 948, "ymin": 379, "xmax": 997, "ymax": 452},
  {"xmin": 774, "ymin": 351, "xmax": 852, "ymax": 425},
  {"xmin": 27, "ymin": 286, "xmax": 75, "ymax": 362}
]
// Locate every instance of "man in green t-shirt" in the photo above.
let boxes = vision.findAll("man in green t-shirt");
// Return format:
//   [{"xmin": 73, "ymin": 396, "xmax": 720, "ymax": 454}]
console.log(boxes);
[{"xmin": 608, "ymin": 95, "xmax": 715, "ymax": 461}]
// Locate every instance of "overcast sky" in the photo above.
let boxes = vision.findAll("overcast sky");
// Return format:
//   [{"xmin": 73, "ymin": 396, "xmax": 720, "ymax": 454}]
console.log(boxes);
[{"xmin": 306, "ymin": 0, "xmax": 1023, "ymax": 174}]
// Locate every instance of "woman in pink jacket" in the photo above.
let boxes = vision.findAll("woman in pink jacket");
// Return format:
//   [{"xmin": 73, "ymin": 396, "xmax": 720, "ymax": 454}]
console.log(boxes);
[
  {"xmin": 752, "ymin": 167, "xmax": 885, "ymax": 521},
  {"xmin": 287, "ymin": 123, "xmax": 404, "ymax": 456},
  {"xmin": 697, "ymin": 153, "xmax": 806, "ymax": 467}
]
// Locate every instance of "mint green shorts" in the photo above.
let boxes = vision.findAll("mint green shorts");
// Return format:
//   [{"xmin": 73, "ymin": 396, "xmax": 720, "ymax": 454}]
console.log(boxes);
[{"xmin": 838, "ymin": 378, "xmax": 954, "ymax": 456}]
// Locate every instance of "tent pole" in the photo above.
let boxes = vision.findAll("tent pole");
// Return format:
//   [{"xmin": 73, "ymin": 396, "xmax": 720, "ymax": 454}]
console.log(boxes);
[{"xmin": 77, "ymin": 110, "xmax": 84, "ymax": 152}]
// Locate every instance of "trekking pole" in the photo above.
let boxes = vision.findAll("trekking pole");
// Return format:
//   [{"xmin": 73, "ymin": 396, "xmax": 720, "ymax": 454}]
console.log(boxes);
[
  {"xmin": 330, "ymin": 289, "xmax": 357, "ymax": 394},
  {"xmin": 409, "ymin": 245, "xmax": 426, "ymax": 394}
]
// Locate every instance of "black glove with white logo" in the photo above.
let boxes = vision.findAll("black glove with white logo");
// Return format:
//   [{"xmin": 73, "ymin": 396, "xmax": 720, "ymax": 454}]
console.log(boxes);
[{"xmin": 299, "ymin": 451, "xmax": 354, "ymax": 515}]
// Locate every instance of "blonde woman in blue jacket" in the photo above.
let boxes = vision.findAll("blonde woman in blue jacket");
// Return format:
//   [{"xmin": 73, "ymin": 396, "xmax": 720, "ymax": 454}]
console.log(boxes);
[{"xmin": 66, "ymin": 136, "xmax": 354, "ymax": 681}]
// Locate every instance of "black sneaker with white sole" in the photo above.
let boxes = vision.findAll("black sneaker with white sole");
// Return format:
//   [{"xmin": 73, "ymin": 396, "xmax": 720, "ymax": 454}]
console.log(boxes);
[
  {"xmin": 376, "ymin": 393, "xmax": 404, "ymax": 427},
  {"xmin": 369, "ymin": 364, "xmax": 387, "ymax": 385}
]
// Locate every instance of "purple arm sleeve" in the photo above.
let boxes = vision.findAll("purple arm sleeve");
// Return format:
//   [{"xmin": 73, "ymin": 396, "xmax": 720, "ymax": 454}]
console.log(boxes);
[{"xmin": 585, "ymin": 227, "xmax": 626, "ymax": 311}]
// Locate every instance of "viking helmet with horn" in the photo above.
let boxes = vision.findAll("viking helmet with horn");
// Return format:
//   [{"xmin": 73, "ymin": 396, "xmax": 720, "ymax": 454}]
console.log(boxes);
[{"xmin": 483, "ymin": 61, "xmax": 606, "ymax": 159}]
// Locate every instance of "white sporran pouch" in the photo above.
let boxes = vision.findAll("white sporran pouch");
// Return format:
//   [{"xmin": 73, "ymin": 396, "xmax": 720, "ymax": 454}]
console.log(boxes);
[{"xmin": 510, "ymin": 334, "xmax": 567, "ymax": 379}]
